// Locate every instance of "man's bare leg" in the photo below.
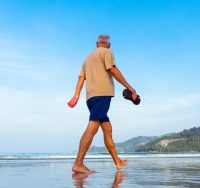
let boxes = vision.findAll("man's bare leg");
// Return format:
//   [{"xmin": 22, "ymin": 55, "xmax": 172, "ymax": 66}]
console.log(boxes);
[
  {"xmin": 72, "ymin": 120, "xmax": 100, "ymax": 173},
  {"xmin": 101, "ymin": 121, "xmax": 127, "ymax": 170}
]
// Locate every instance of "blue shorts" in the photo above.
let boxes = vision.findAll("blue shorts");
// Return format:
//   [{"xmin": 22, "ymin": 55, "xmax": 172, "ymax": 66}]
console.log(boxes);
[{"xmin": 86, "ymin": 96, "xmax": 111, "ymax": 123}]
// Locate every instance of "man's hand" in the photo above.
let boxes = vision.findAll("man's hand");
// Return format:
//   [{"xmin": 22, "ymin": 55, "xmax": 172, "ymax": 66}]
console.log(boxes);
[
  {"xmin": 128, "ymin": 87, "xmax": 137, "ymax": 100},
  {"xmin": 67, "ymin": 96, "xmax": 79, "ymax": 108}
]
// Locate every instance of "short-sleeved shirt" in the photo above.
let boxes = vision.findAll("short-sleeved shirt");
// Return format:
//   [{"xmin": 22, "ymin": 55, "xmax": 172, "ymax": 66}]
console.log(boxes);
[{"xmin": 79, "ymin": 47, "xmax": 115, "ymax": 100}]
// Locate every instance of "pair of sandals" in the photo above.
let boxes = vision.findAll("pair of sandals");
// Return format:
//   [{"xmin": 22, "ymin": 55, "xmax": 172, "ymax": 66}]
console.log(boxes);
[{"xmin": 123, "ymin": 89, "xmax": 141, "ymax": 105}]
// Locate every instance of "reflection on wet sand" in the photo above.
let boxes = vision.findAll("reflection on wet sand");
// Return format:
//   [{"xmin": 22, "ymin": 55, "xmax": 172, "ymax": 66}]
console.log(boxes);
[
  {"xmin": 72, "ymin": 171, "xmax": 93, "ymax": 188},
  {"xmin": 111, "ymin": 171, "xmax": 127, "ymax": 188},
  {"xmin": 72, "ymin": 171, "xmax": 127, "ymax": 188}
]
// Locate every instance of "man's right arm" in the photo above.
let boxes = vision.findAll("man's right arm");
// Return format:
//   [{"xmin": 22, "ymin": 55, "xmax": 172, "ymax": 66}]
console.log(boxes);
[
  {"xmin": 109, "ymin": 66, "xmax": 137, "ymax": 100},
  {"xmin": 67, "ymin": 76, "xmax": 85, "ymax": 108}
]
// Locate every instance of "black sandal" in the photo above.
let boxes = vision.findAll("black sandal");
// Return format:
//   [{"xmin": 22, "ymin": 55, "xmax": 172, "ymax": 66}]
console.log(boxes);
[{"xmin": 123, "ymin": 89, "xmax": 141, "ymax": 105}]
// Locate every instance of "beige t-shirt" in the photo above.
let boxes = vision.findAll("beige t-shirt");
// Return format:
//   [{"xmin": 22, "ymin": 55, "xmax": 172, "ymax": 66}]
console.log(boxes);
[{"xmin": 79, "ymin": 47, "xmax": 115, "ymax": 100}]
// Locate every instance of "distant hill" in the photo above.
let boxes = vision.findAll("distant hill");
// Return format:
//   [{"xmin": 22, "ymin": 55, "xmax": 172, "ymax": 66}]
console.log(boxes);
[
  {"xmin": 136, "ymin": 127, "xmax": 200, "ymax": 152},
  {"xmin": 89, "ymin": 136, "xmax": 157, "ymax": 153},
  {"xmin": 89, "ymin": 126, "xmax": 200, "ymax": 153}
]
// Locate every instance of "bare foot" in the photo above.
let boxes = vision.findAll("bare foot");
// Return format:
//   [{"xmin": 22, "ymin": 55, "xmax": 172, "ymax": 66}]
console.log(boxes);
[
  {"xmin": 72, "ymin": 164, "xmax": 96, "ymax": 173},
  {"xmin": 116, "ymin": 159, "xmax": 128, "ymax": 170},
  {"xmin": 82, "ymin": 164, "xmax": 89, "ymax": 171},
  {"xmin": 72, "ymin": 170, "xmax": 95, "ymax": 179},
  {"xmin": 82, "ymin": 164, "xmax": 96, "ymax": 173}
]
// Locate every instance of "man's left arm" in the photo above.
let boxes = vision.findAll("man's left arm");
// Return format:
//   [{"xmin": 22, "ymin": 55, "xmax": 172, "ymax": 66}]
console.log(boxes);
[
  {"xmin": 104, "ymin": 50, "xmax": 138, "ymax": 100},
  {"xmin": 67, "ymin": 76, "xmax": 85, "ymax": 108},
  {"xmin": 109, "ymin": 66, "xmax": 138, "ymax": 100}
]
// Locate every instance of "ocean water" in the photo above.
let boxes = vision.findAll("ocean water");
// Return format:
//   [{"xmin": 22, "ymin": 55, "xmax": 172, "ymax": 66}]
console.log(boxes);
[{"xmin": 0, "ymin": 153, "xmax": 200, "ymax": 188}]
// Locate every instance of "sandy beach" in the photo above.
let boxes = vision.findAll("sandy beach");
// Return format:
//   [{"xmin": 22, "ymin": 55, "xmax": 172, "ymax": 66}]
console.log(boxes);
[{"xmin": 1, "ymin": 154, "xmax": 200, "ymax": 188}]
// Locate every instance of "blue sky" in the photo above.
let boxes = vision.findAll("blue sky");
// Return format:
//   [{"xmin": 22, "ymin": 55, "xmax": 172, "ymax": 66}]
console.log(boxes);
[{"xmin": 0, "ymin": 0, "xmax": 200, "ymax": 153}]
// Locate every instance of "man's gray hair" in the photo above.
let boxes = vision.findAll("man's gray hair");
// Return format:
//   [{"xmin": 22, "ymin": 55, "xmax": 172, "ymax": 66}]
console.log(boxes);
[{"xmin": 97, "ymin": 35, "xmax": 110, "ymax": 44}]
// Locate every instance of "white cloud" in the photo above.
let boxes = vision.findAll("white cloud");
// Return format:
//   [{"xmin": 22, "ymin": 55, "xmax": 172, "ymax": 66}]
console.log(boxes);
[
  {"xmin": 0, "ymin": 85, "xmax": 89, "ymax": 152},
  {"xmin": 0, "ymin": 86, "xmax": 88, "ymax": 134}
]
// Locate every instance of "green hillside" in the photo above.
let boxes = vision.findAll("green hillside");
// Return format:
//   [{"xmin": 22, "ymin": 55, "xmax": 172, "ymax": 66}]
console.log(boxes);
[{"xmin": 136, "ymin": 127, "xmax": 200, "ymax": 152}]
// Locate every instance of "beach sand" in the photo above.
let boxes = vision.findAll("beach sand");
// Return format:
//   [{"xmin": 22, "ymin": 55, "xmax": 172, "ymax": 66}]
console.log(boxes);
[{"xmin": 0, "ymin": 157, "xmax": 200, "ymax": 187}]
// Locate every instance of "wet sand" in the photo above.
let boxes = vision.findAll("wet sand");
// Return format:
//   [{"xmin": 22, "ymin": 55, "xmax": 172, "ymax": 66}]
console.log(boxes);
[{"xmin": 0, "ymin": 157, "xmax": 200, "ymax": 187}]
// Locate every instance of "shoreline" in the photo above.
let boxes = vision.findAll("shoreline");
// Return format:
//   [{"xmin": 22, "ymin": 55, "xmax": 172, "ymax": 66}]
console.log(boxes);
[{"xmin": 1, "ymin": 152, "xmax": 200, "ymax": 160}]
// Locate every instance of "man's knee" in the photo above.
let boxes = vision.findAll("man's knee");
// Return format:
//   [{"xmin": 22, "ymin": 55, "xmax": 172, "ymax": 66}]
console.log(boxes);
[{"xmin": 87, "ymin": 121, "xmax": 100, "ymax": 135}]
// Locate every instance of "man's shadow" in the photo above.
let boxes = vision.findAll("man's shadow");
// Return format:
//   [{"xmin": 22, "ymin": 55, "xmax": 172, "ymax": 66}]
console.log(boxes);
[{"xmin": 72, "ymin": 171, "xmax": 127, "ymax": 188}]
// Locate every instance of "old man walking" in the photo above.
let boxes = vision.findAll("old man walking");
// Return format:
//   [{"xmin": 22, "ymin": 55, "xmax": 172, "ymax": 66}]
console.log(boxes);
[{"xmin": 68, "ymin": 35, "xmax": 138, "ymax": 173}]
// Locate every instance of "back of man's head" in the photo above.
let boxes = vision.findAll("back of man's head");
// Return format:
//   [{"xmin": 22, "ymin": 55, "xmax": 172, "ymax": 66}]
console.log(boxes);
[
  {"xmin": 96, "ymin": 35, "xmax": 111, "ymax": 48},
  {"xmin": 97, "ymin": 35, "xmax": 110, "ymax": 44}
]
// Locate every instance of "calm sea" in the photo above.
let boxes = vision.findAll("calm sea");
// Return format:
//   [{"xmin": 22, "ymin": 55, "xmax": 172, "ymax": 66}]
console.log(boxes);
[{"xmin": 0, "ymin": 153, "xmax": 200, "ymax": 188}]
